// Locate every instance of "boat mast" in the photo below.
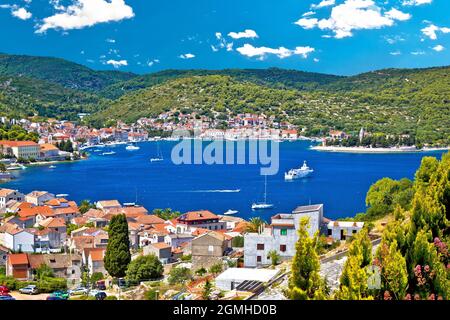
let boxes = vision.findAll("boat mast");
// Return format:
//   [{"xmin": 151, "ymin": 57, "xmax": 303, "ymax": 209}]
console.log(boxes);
[{"xmin": 263, "ymin": 175, "xmax": 267, "ymax": 203}]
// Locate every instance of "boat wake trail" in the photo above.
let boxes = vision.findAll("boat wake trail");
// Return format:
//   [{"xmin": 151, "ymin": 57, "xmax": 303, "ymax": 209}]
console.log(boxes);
[{"xmin": 186, "ymin": 189, "xmax": 241, "ymax": 193}]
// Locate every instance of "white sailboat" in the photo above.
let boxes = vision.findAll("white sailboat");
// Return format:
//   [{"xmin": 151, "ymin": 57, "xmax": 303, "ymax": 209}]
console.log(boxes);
[
  {"xmin": 150, "ymin": 141, "xmax": 164, "ymax": 162},
  {"xmin": 252, "ymin": 175, "xmax": 274, "ymax": 210}
]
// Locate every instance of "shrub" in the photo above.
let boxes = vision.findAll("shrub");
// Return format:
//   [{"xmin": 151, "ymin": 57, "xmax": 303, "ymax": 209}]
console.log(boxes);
[
  {"xmin": 105, "ymin": 295, "xmax": 118, "ymax": 300},
  {"xmin": 208, "ymin": 263, "xmax": 223, "ymax": 274},
  {"xmin": 231, "ymin": 236, "xmax": 244, "ymax": 248},
  {"xmin": 144, "ymin": 289, "xmax": 159, "ymax": 300},
  {"xmin": 195, "ymin": 268, "xmax": 207, "ymax": 276},
  {"xmin": 126, "ymin": 254, "xmax": 163, "ymax": 284},
  {"xmin": 168, "ymin": 267, "xmax": 192, "ymax": 285},
  {"xmin": 90, "ymin": 272, "xmax": 104, "ymax": 284},
  {"xmin": 180, "ymin": 254, "xmax": 192, "ymax": 262},
  {"xmin": 37, "ymin": 277, "xmax": 67, "ymax": 293}
]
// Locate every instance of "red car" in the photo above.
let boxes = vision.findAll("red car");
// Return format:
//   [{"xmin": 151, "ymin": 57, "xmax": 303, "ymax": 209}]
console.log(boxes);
[{"xmin": 0, "ymin": 286, "xmax": 10, "ymax": 295}]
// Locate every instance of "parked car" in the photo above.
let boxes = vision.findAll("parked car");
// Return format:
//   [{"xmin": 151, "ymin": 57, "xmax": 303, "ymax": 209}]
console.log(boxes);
[
  {"xmin": 19, "ymin": 285, "xmax": 38, "ymax": 295},
  {"xmin": 89, "ymin": 290, "xmax": 107, "ymax": 300},
  {"xmin": 96, "ymin": 280, "xmax": 106, "ymax": 290},
  {"xmin": 68, "ymin": 287, "xmax": 89, "ymax": 296},
  {"xmin": 118, "ymin": 278, "xmax": 127, "ymax": 288},
  {"xmin": 0, "ymin": 286, "xmax": 10, "ymax": 295},
  {"xmin": 95, "ymin": 292, "xmax": 107, "ymax": 301},
  {"xmin": 50, "ymin": 290, "xmax": 69, "ymax": 300},
  {"xmin": 0, "ymin": 294, "xmax": 15, "ymax": 301},
  {"xmin": 46, "ymin": 296, "xmax": 64, "ymax": 301}
]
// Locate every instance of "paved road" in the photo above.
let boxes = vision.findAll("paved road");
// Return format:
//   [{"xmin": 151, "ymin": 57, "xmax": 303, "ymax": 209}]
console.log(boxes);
[{"xmin": 9, "ymin": 292, "xmax": 49, "ymax": 300}]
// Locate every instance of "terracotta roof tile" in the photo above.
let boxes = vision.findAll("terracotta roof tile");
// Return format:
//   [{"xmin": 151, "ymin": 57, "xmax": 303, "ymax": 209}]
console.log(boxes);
[{"xmin": 8, "ymin": 253, "xmax": 29, "ymax": 265}]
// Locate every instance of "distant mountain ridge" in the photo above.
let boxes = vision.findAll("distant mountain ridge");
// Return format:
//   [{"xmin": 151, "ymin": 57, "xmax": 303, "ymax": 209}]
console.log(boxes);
[
  {"xmin": 0, "ymin": 53, "xmax": 136, "ymax": 91},
  {"xmin": 0, "ymin": 53, "xmax": 449, "ymax": 145}
]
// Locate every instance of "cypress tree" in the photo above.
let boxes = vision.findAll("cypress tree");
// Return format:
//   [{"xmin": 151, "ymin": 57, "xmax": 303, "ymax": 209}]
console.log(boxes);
[{"xmin": 104, "ymin": 214, "xmax": 131, "ymax": 278}]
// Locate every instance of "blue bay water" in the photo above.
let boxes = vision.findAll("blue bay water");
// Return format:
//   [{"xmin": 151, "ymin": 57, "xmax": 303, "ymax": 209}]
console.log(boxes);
[{"xmin": 2, "ymin": 141, "xmax": 447, "ymax": 222}]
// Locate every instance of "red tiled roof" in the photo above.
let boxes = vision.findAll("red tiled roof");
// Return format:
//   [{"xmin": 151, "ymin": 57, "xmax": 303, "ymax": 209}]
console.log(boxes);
[
  {"xmin": 178, "ymin": 210, "xmax": 219, "ymax": 222},
  {"xmin": 134, "ymin": 215, "xmax": 165, "ymax": 225},
  {"xmin": 151, "ymin": 242, "xmax": 171, "ymax": 249},
  {"xmin": 0, "ymin": 140, "xmax": 38, "ymax": 147},
  {"xmin": 8, "ymin": 253, "xmax": 29, "ymax": 266},
  {"xmin": 18, "ymin": 206, "xmax": 54, "ymax": 218}
]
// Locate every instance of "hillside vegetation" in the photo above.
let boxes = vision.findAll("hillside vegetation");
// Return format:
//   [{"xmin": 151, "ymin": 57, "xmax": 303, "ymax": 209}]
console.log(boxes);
[
  {"xmin": 0, "ymin": 53, "xmax": 449, "ymax": 145},
  {"xmin": 0, "ymin": 53, "xmax": 135, "ymax": 91}
]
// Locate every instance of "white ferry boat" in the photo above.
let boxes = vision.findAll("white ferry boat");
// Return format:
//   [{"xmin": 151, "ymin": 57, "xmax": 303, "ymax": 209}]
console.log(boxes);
[{"xmin": 284, "ymin": 161, "xmax": 314, "ymax": 180}]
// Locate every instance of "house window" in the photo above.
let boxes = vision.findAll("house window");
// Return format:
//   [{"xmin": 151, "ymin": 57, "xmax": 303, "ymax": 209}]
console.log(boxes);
[
  {"xmin": 352, "ymin": 230, "xmax": 357, "ymax": 234},
  {"xmin": 257, "ymin": 256, "xmax": 262, "ymax": 262},
  {"xmin": 280, "ymin": 245, "xmax": 287, "ymax": 252},
  {"xmin": 327, "ymin": 229, "xmax": 332, "ymax": 236},
  {"xmin": 280, "ymin": 229, "xmax": 287, "ymax": 236},
  {"xmin": 208, "ymin": 245, "xmax": 214, "ymax": 253},
  {"xmin": 257, "ymin": 243, "xmax": 264, "ymax": 250}
]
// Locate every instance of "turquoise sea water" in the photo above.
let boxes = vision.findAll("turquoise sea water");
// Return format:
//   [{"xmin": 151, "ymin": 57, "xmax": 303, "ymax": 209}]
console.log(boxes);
[{"xmin": 2, "ymin": 141, "xmax": 447, "ymax": 222}]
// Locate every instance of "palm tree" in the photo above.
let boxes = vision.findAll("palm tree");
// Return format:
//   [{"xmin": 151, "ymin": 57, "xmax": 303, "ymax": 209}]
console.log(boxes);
[{"xmin": 246, "ymin": 217, "xmax": 265, "ymax": 233}]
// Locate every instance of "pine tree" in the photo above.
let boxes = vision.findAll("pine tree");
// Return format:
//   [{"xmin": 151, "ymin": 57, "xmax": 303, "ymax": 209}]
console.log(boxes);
[
  {"xmin": 288, "ymin": 217, "xmax": 326, "ymax": 300},
  {"xmin": 336, "ymin": 229, "xmax": 373, "ymax": 300},
  {"xmin": 376, "ymin": 240, "xmax": 408, "ymax": 300},
  {"xmin": 104, "ymin": 214, "xmax": 131, "ymax": 278}
]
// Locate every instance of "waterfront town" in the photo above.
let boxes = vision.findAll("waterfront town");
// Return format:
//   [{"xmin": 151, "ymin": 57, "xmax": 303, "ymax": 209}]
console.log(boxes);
[
  {"xmin": 0, "ymin": 113, "xmax": 447, "ymax": 301},
  {"xmin": 0, "ymin": 186, "xmax": 366, "ymax": 300},
  {"xmin": 0, "ymin": 113, "xmax": 374, "ymax": 301}
]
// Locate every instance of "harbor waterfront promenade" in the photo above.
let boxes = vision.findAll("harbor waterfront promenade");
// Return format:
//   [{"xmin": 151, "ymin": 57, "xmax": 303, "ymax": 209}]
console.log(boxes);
[{"xmin": 310, "ymin": 145, "xmax": 450, "ymax": 153}]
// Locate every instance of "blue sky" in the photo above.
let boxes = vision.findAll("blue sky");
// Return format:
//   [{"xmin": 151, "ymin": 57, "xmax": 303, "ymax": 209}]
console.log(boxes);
[{"xmin": 0, "ymin": 0, "xmax": 449, "ymax": 75}]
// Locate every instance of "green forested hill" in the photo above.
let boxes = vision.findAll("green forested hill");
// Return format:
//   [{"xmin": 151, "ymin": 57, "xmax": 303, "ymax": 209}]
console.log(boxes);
[
  {"xmin": 99, "ymin": 68, "xmax": 344, "ymax": 99},
  {"xmin": 0, "ymin": 74, "xmax": 104, "ymax": 119},
  {"xmin": 0, "ymin": 53, "xmax": 449, "ymax": 145},
  {"xmin": 0, "ymin": 54, "xmax": 136, "ymax": 91},
  {"xmin": 91, "ymin": 75, "xmax": 419, "ymax": 138}
]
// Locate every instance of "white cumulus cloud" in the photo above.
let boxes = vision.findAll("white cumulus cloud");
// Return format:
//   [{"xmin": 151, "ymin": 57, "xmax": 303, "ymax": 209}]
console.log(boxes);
[
  {"xmin": 296, "ymin": 0, "xmax": 411, "ymax": 39},
  {"xmin": 385, "ymin": 8, "xmax": 411, "ymax": 21},
  {"xmin": 179, "ymin": 53, "xmax": 195, "ymax": 59},
  {"xmin": 36, "ymin": 0, "xmax": 134, "ymax": 33},
  {"xmin": 311, "ymin": 0, "xmax": 335, "ymax": 9},
  {"xmin": 236, "ymin": 44, "xmax": 314, "ymax": 60},
  {"xmin": 402, "ymin": 0, "xmax": 432, "ymax": 6},
  {"xmin": 421, "ymin": 24, "xmax": 450, "ymax": 40},
  {"xmin": 228, "ymin": 29, "xmax": 258, "ymax": 39},
  {"xmin": 433, "ymin": 45, "xmax": 444, "ymax": 52},
  {"xmin": 12, "ymin": 7, "xmax": 32, "ymax": 20},
  {"xmin": 106, "ymin": 59, "xmax": 128, "ymax": 68}
]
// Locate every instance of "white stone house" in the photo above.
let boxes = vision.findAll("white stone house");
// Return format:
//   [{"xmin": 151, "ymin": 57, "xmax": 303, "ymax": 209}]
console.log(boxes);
[
  {"xmin": 0, "ymin": 224, "xmax": 35, "ymax": 253},
  {"xmin": 25, "ymin": 191, "xmax": 55, "ymax": 206},
  {"xmin": 327, "ymin": 221, "xmax": 364, "ymax": 241},
  {"xmin": 244, "ymin": 204, "xmax": 323, "ymax": 268},
  {"xmin": 0, "ymin": 189, "xmax": 24, "ymax": 208}
]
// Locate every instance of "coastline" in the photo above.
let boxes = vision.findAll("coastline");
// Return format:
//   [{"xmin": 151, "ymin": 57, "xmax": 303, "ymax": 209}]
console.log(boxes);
[{"xmin": 310, "ymin": 145, "xmax": 450, "ymax": 154}]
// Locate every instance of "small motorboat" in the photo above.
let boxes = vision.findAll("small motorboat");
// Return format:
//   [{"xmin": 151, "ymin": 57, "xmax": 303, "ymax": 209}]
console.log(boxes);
[
  {"xmin": 102, "ymin": 151, "xmax": 116, "ymax": 156},
  {"xmin": 126, "ymin": 145, "xmax": 140, "ymax": 151},
  {"xmin": 224, "ymin": 209, "xmax": 238, "ymax": 215}
]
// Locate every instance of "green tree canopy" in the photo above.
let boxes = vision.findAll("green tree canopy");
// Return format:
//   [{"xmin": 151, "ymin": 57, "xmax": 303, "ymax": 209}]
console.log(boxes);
[
  {"xmin": 288, "ymin": 217, "xmax": 327, "ymax": 300},
  {"xmin": 104, "ymin": 214, "xmax": 131, "ymax": 278},
  {"xmin": 126, "ymin": 254, "xmax": 163, "ymax": 284}
]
